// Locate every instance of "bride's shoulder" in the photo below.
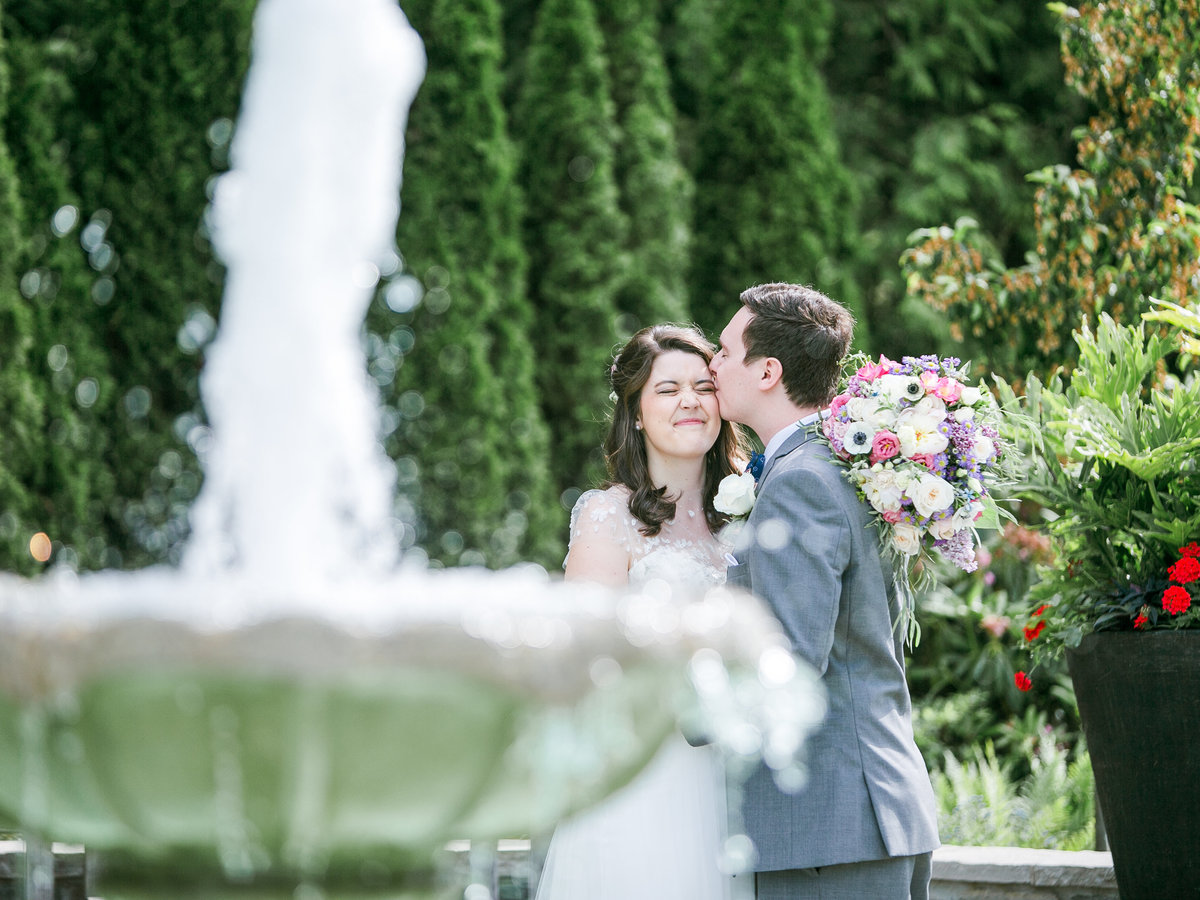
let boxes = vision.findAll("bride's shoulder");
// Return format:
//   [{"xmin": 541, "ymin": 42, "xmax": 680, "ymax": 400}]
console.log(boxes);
[{"xmin": 569, "ymin": 485, "xmax": 634, "ymax": 536}]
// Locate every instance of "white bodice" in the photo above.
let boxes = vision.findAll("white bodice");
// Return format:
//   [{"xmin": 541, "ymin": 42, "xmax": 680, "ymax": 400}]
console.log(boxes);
[{"xmin": 567, "ymin": 487, "xmax": 728, "ymax": 588}]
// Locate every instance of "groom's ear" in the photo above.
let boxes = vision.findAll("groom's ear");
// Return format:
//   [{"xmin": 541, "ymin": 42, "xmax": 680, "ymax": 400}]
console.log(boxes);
[{"xmin": 759, "ymin": 357, "xmax": 784, "ymax": 392}]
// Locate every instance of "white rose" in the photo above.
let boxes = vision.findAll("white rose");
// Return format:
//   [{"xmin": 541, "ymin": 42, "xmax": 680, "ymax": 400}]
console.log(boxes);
[
  {"xmin": 952, "ymin": 407, "xmax": 976, "ymax": 423},
  {"xmin": 714, "ymin": 472, "xmax": 756, "ymax": 516},
  {"xmin": 973, "ymin": 434, "xmax": 996, "ymax": 462},
  {"xmin": 959, "ymin": 385, "xmax": 983, "ymax": 406},
  {"xmin": 896, "ymin": 412, "xmax": 950, "ymax": 457},
  {"xmin": 890, "ymin": 522, "xmax": 923, "ymax": 556},
  {"xmin": 928, "ymin": 517, "xmax": 959, "ymax": 540},
  {"xmin": 914, "ymin": 395, "xmax": 947, "ymax": 418},
  {"xmin": 863, "ymin": 470, "xmax": 904, "ymax": 513},
  {"xmin": 911, "ymin": 474, "xmax": 956, "ymax": 518}
]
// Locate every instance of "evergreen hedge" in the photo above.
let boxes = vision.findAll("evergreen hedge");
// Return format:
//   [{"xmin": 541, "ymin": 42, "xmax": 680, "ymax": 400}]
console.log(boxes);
[
  {"xmin": 370, "ymin": 0, "xmax": 561, "ymax": 568},
  {"xmin": 516, "ymin": 0, "xmax": 627, "ymax": 498}
]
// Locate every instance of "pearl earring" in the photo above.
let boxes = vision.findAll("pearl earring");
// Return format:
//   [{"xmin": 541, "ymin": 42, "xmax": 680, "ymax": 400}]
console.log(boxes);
[{"xmin": 635, "ymin": 422, "xmax": 643, "ymax": 430}]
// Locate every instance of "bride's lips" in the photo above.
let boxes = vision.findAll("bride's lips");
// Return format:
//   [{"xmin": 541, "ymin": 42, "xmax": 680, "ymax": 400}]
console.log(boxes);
[{"xmin": 674, "ymin": 418, "xmax": 707, "ymax": 427}]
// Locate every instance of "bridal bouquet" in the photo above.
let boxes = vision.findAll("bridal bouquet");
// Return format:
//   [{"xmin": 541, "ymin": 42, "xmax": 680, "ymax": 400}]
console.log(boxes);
[{"xmin": 822, "ymin": 355, "xmax": 1010, "ymax": 635}]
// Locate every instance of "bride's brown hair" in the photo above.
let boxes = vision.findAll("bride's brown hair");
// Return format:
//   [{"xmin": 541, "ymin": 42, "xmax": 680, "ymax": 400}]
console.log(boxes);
[{"xmin": 605, "ymin": 324, "xmax": 749, "ymax": 536}]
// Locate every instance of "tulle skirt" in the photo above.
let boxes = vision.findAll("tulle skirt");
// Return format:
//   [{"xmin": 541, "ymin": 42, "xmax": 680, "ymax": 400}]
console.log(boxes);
[{"xmin": 535, "ymin": 735, "xmax": 734, "ymax": 900}]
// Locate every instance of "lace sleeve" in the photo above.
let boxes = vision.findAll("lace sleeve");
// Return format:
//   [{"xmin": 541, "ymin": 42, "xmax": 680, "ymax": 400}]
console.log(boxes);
[{"xmin": 565, "ymin": 488, "xmax": 635, "ymax": 569}]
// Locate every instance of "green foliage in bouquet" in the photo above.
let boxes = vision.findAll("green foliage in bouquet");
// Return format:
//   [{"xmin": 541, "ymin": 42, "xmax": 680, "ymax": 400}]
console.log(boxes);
[{"xmin": 1000, "ymin": 304, "xmax": 1200, "ymax": 658}]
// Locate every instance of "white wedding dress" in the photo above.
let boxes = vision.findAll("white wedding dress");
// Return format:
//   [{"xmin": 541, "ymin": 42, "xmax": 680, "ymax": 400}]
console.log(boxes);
[{"xmin": 534, "ymin": 487, "xmax": 735, "ymax": 900}]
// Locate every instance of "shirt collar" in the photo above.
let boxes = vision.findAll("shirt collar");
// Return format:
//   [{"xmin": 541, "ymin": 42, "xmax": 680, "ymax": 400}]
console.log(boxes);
[{"xmin": 762, "ymin": 410, "xmax": 829, "ymax": 466}]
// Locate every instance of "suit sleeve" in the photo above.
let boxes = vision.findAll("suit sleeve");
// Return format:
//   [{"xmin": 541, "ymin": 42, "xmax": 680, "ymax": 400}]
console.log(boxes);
[{"xmin": 747, "ymin": 464, "xmax": 851, "ymax": 676}]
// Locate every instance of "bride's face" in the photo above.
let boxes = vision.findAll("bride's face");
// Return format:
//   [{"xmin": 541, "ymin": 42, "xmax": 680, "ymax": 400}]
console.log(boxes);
[{"xmin": 637, "ymin": 350, "xmax": 721, "ymax": 463}]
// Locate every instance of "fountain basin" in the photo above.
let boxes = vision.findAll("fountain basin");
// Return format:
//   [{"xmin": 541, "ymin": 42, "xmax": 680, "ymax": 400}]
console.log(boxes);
[{"xmin": 0, "ymin": 567, "xmax": 822, "ymax": 895}]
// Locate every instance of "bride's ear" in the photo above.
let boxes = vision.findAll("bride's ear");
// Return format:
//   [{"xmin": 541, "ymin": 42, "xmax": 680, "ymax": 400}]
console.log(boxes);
[{"xmin": 759, "ymin": 358, "xmax": 784, "ymax": 392}]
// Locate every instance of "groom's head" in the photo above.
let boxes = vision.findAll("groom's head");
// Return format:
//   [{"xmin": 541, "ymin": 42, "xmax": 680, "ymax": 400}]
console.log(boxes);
[{"xmin": 713, "ymin": 283, "xmax": 853, "ymax": 424}]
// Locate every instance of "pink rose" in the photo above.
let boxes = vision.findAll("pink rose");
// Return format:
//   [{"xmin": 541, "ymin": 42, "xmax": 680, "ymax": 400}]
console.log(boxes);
[
  {"xmin": 919, "ymin": 371, "xmax": 940, "ymax": 392},
  {"xmin": 880, "ymin": 509, "xmax": 904, "ymax": 524},
  {"xmin": 869, "ymin": 430, "xmax": 901, "ymax": 464},
  {"xmin": 827, "ymin": 393, "xmax": 850, "ymax": 420},
  {"xmin": 934, "ymin": 377, "xmax": 963, "ymax": 402},
  {"xmin": 910, "ymin": 453, "xmax": 938, "ymax": 469},
  {"xmin": 855, "ymin": 356, "xmax": 898, "ymax": 382}
]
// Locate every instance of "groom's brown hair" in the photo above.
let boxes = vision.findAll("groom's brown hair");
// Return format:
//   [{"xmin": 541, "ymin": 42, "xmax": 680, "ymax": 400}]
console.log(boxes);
[{"xmin": 740, "ymin": 282, "xmax": 853, "ymax": 407}]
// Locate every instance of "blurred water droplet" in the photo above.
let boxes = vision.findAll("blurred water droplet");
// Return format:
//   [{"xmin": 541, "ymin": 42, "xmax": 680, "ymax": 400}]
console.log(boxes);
[
  {"xmin": 424, "ymin": 265, "xmax": 451, "ymax": 289},
  {"xmin": 123, "ymin": 386, "xmax": 153, "ymax": 419},
  {"xmin": 178, "ymin": 307, "xmax": 218, "ymax": 353},
  {"xmin": 19, "ymin": 270, "xmax": 41, "ymax": 299},
  {"xmin": 207, "ymin": 117, "xmax": 235, "ymax": 149},
  {"xmin": 352, "ymin": 260, "xmax": 381, "ymax": 289},
  {"xmin": 47, "ymin": 345, "xmax": 69, "ymax": 372},
  {"xmin": 395, "ymin": 456, "xmax": 419, "ymax": 484},
  {"xmin": 756, "ymin": 518, "xmax": 790, "ymax": 551},
  {"xmin": 398, "ymin": 390, "xmax": 425, "ymax": 418},
  {"xmin": 385, "ymin": 275, "xmax": 423, "ymax": 313},
  {"xmin": 438, "ymin": 344, "xmax": 466, "ymax": 374},
  {"xmin": 389, "ymin": 325, "xmax": 416, "ymax": 354},
  {"xmin": 615, "ymin": 312, "xmax": 640, "ymax": 339},
  {"xmin": 88, "ymin": 242, "xmax": 116, "ymax": 272},
  {"xmin": 29, "ymin": 532, "xmax": 52, "ymax": 562},
  {"xmin": 568, "ymin": 155, "xmax": 595, "ymax": 182},
  {"xmin": 75, "ymin": 378, "xmax": 99, "ymax": 408},
  {"xmin": 424, "ymin": 287, "xmax": 451, "ymax": 314},
  {"xmin": 440, "ymin": 531, "xmax": 464, "ymax": 554},
  {"xmin": 92, "ymin": 277, "xmax": 115, "ymax": 305},
  {"xmin": 51, "ymin": 205, "xmax": 79, "ymax": 237},
  {"xmin": 589, "ymin": 656, "xmax": 622, "ymax": 687},
  {"xmin": 758, "ymin": 646, "xmax": 796, "ymax": 686},
  {"xmin": 720, "ymin": 834, "xmax": 756, "ymax": 874},
  {"xmin": 80, "ymin": 214, "xmax": 110, "ymax": 253},
  {"xmin": 559, "ymin": 487, "xmax": 582, "ymax": 511}
]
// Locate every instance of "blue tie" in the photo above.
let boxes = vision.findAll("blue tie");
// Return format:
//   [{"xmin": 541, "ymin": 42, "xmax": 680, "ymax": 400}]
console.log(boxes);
[{"xmin": 747, "ymin": 452, "xmax": 765, "ymax": 482}]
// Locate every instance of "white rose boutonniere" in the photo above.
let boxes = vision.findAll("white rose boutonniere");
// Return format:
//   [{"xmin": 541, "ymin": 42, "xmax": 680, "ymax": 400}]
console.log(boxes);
[{"xmin": 714, "ymin": 471, "xmax": 756, "ymax": 517}]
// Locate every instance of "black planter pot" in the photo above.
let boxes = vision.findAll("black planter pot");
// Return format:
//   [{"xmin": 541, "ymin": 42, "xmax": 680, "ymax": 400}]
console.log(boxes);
[{"xmin": 1067, "ymin": 631, "xmax": 1200, "ymax": 900}]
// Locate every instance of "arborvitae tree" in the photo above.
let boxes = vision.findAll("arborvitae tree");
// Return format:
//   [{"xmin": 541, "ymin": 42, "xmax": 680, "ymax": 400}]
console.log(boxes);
[
  {"xmin": 688, "ymin": 0, "xmax": 863, "ymax": 338},
  {"xmin": 598, "ymin": 0, "xmax": 692, "ymax": 331},
  {"xmin": 0, "ymin": 6, "xmax": 44, "ymax": 574},
  {"xmin": 1, "ymin": 14, "xmax": 119, "ymax": 573},
  {"xmin": 516, "ymin": 0, "xmax": 628, "ymax": 497},
  {"xmin": 370, "ymin": 0, "xmax": 561, "ymax": 568},
  {"xmin": 42, "ymin": 0, "xmax": 255, "ymax": 566},
  {"xmin": 827, "ymin": 0, "xmax": 1084, "ymax": 362}
]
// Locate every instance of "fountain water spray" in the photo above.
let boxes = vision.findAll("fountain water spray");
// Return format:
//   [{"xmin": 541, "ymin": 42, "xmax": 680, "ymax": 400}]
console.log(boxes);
[{"xmin": 187, "ymin": 0, "xmax": 424, "ymax": 584}]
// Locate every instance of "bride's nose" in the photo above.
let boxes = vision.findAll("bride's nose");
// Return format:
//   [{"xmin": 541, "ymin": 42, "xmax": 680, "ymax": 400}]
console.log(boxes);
[{"xmin": 679, "ymin": 388, "xmax": 699, "ymax": 407}]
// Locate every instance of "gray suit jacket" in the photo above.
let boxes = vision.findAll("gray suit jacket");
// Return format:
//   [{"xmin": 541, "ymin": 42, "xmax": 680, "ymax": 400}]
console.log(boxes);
[{"xmin": 727, "ymin": 426, "xmax": 939, "ymax": 871}]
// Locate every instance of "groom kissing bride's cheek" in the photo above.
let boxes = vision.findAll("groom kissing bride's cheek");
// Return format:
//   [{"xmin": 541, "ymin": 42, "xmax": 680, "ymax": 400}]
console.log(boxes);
[
  {"xmin": 712, "ymin": 283, "xmax": 939, "ymax": 900},
  {"xmin": 537, "ymin": 285, "xmax": 938, "ymax": 900}
]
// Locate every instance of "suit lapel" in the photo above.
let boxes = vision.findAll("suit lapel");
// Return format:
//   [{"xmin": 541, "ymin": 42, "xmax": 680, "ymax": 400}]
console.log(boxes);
[{"xmin": 759, "ymin": 424, "xmax": 822, "ymax": 485}]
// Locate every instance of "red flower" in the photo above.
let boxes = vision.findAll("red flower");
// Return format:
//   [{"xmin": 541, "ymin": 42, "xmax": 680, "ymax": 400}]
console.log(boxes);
[
  {"xmin": 1168, "ymin": 556, "xmax": 1200, "ymax": 585},
  {"xmin": 1134, "ymin": 613, "xmax": 1149, "ymax": 629},
  {"xmin": 1179, "ymin": 542, "xmax": 1200, "ymax": 558},
  {"xmin": 1163, "ymin": 585, "xmax": 1192, "ymax": 616},
  {"xmin": 1023, "ymin": 620, "xmax": 1046, "ymax": 642},
  {"xmin": 1014, "ymin": 671, "xmax": 1032, "ymax": 692},
  {"xmin": 1032, "ymin": 603, "xmax": 1049, "ymax": 617}
]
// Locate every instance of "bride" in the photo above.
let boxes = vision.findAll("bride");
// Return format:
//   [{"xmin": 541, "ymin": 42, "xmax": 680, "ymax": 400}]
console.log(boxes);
[{"xmin": 535, "ymin": 323, "xmax": 750, "ymax": 900}]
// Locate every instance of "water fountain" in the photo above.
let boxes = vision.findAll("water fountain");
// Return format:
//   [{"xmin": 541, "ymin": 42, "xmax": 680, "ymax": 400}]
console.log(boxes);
[{"xmin": 0, "ymin": 1, "xmax": 824, "ymax": 898}]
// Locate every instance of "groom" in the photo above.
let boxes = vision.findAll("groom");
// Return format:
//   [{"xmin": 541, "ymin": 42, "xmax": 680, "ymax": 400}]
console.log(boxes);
[{"xmin": 711, "ymin": 283, "xmax": 939, "ymax": 899}]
